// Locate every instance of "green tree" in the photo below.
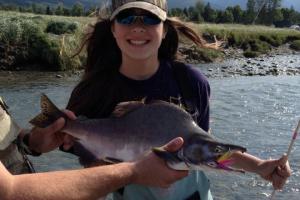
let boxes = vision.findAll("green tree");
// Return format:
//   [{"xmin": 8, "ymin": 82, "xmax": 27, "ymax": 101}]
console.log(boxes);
[
  {"xmin": 245, "ymin": 0, "xmax": 256, "ymax": 24},
  {"xmin": 55, "ymin": 4, "xmax": 64, "ymax": 16},
  {"xmin": 203, "ymin": 3, "xmax": 217, "ymax": 22},
  {"xmin": 232, "ymin": 5, "xmax": 244, "ymax": 23},
  {"xmin": 71, "ymin": 3, "xmax": 84, "ymax": 16},
  {"xmin": 31, "ymin": 3, "xmax": 37, "ymax": 13},
  {"xmin": 257, "ymin": 3, "xmax": 269, "ymax": 24},
  {"xmin": 46, "ymin": 5, "xmax": 53, "ymax": 15},
  {"xmin": 63, "ymin": 8, "xmax": 71, "ymax": 16},
  {"xmin": 275, "ymin": 7, "xmax": 297, "ymax": 27},
  {"xmin": 217, "ymin": 10, "xmax": 234, "ymax": 23},
  {"xmin": 195, "ymin": 0, "xmax": 205, "ymax": 14},
  {"xmin": 168, "ymin": 8, "xmax": 184, "ymax": 18},
  {"xmin": 223, "ymin": 9, "xmax": 234, "ymax": 23}
]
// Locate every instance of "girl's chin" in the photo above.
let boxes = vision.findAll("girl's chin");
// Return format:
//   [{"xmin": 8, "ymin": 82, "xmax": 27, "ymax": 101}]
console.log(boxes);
[{"xmin": 126, "ymin": 55, "xmax": 154, "ymax": 60}]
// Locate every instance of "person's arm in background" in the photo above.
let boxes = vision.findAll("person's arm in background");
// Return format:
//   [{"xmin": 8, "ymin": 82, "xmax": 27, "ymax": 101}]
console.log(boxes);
[
  {"xmin": 230, "ymin": 151, "xmax": 291, "ymax": 190},
  {"xmin": 189, "ymin": 67, "xmax": 291, "ymax": 191},
  {"xmin": 0, "ymin": 137, "xmax": 188, "ymax": 200}
]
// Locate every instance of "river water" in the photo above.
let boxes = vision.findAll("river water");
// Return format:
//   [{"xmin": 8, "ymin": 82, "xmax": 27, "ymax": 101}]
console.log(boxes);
[{"xmin": 0, "ymin": 65, "xmax": 299, "ymax": 199}]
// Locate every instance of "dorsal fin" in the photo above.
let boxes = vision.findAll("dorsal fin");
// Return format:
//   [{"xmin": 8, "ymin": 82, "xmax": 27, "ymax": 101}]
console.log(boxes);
[
  {"xmin": 29, "ymin": 94, "xmax": 67, "ymax": 128},
  {"xmin": 111, "ymin": 99, "xmax": 145, "ymax": 118}
]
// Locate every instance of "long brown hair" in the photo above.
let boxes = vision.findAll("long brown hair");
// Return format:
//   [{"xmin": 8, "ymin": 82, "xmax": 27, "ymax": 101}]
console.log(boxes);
[{"xmin": 67, "ymin": 16, "xmax": 207, "ymax": 117}]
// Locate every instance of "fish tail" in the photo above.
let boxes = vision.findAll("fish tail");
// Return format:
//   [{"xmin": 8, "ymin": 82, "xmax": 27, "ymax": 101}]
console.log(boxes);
[{"xmin": 29, "ymin": 93, "xmax": 67, "ymax": 128}]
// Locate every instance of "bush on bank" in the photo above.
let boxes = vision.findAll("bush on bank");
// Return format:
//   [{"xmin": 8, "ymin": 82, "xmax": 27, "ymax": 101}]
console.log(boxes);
[
  {"xmin": 290, "ymin": 40, "xmax": 300, "ymax": 51},
  {"xmin": 0, "ymin": 13, "xmax": 83, "ymax": 71},
  {"xmin": 46, "ymin": 21, "xmax": 78, "ymax": 35}
]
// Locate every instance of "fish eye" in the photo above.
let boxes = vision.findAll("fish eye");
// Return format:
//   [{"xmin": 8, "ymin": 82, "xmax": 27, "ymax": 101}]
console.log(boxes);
[
  {"xmin": 215, "ymin": 146, "xmax": 224, "ymax": 153},
  {"xmin": 207, "ymin": 162, "xmax": 217, "ymax": 167}
]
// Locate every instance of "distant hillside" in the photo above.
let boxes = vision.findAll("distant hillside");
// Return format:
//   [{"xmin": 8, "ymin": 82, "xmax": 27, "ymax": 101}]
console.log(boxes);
[{"xmin": 0, "ymin": 0, "xmax": 299, "ymax": 11}]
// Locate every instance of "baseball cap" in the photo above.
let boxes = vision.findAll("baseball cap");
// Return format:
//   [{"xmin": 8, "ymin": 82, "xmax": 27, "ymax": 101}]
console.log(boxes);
[{"xmin": 110, "ymin": 0, "xmax": 167, "ymax": 21}]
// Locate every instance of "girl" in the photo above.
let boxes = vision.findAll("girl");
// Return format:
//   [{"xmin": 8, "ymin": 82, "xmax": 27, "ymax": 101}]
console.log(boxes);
[{"xmin": 27, "ymin": 0, "xmax": 291, "ymax": 199}]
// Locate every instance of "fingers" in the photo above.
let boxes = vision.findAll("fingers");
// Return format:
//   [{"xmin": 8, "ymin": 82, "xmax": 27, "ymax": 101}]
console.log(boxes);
[
  {"xmin": 272, "ymin": 154, "xmax": 292, "ymax": 190},
  {"xmin": 162, "ymin": 137, "xmax": 184, "ymax": 152},
  {"xmin": 62, "ymin": 109, "xmax": 77, "ymax": 120},
  {"xmin": 272, "ymin": 170, "xmax": 288, "ymax": 190},
  {"xmin": 63, "ymin": 135, "xmax": 75, "ymax": 150},
  {"xmin": 277, "ymin": 162, "xmax": 291, "ymax": 178},
  {"xmin": 43, "ymin": 117, "xmax": 65, "ymax": 133}
]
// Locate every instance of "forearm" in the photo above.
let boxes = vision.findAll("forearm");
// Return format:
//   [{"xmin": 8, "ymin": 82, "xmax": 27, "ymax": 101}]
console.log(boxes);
[
  {"xmin": 4, "ymin": 163, "xmax": 135, "ymax": 200},
  {"xmin": 230, "ymin": 151, "xmax": 263, "ymax": 173}
]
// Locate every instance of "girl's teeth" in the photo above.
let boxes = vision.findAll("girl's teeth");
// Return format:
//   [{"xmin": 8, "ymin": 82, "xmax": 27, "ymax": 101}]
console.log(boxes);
[{"xmin": 130, "ymin": 40, "xmax": 147, "ymax": 45}]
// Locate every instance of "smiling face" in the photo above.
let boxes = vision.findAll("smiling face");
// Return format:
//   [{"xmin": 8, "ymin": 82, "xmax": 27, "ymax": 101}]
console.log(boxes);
[{"xmin": 111, "ymin": 9, "xmax": 166, "ymax": 62}]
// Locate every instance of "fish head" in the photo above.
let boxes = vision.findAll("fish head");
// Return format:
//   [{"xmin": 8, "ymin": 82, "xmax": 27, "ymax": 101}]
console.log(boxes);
[{"xmin": 181, "ymin": 134, "xmax": 247, "ymax": 172}]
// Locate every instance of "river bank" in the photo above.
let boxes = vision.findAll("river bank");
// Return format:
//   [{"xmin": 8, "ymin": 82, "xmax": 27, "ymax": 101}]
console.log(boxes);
[
  {"xmin": 196, "ymin": 44, "xmax": 300, "ymax": 78},
  {"xmin": 1, "ymin": 49, "xmax": 299, "ymax": 80}
]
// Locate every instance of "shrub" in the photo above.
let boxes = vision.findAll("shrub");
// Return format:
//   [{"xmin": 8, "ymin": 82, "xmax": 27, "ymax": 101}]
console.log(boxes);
[
  {"xmin": 0, "ymin": 18, "xmax": 23, "ymax": 44},
  {"xmin": 290, "ymin": 40, "xmax": 300, "ymax": 51},
  {"xmin": 286, "ymin": 35, "xmax": 300, "ymax": 42},
  {"xmin": 243, "ymin": 50, "xmax": 260, "ymax": 58},
  {"xmin": 259, "ymin": 35, "xmax": 284, "ymax": 47},
  {"xmin": 46, "ymin": 21, "xmax": 78, "ymax": 35},
  {"xmin": 248, "ymin": 39, "xmax": 271, "ymax": 53}
]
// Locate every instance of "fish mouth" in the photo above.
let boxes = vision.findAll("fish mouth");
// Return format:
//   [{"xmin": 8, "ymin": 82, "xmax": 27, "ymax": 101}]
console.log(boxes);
[{"xmin": 203, "ymin": 150, "xmax": 245, "ymax": 173}]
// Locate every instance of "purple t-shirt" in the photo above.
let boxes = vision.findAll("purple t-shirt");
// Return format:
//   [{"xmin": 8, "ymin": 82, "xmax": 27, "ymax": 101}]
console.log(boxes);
[{"xmin": 115, "ymin": 59, "xmax": 210, "ymax": 131}]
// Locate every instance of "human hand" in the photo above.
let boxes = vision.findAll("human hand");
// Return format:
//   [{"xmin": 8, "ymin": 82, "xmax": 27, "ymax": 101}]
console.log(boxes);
[
  {"xmin": 28, "ymin": 109, "xmax": 76, "ymax": 153},
  {"xmin": 257, "ymin": 154, "xmax": 291, "ymax": 190},
  {"xmin": 131, "ymin": 137, "xmax": 188, "ymax": 188}
]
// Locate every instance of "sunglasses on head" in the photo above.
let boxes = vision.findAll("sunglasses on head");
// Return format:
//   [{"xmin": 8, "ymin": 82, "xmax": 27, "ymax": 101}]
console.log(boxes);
[{"xmin": 116, "ymin": 13, "xmax": 162, "ymax": 25}]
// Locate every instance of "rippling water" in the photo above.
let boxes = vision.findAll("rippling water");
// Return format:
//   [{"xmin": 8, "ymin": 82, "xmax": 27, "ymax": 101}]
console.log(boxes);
[
  {"xmin": 0, "ymin": 71, "xmax": 299, "ymax": 200},
  {"xmin": 207, "ymin": 76, "xmax": 300, "ymax": 200}
]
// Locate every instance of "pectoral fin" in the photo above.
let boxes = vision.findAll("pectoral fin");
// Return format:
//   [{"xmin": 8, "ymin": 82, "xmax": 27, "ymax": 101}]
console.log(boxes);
[
  {"xmin": 103, "ymin": 157, "xmax": 123, "ymax": 164},
  {"xmin": 152, "ymin": 147, "xmax": 181, "ymax": 163}
]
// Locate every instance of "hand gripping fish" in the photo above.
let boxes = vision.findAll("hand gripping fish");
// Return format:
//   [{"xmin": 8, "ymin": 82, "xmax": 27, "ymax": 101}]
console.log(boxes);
[{"xmin": 30, "ymin": 94, "xmax": 247, "ymax": 172}]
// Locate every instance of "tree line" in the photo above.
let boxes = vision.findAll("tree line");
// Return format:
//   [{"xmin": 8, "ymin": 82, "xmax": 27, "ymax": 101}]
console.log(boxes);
[
  {"xmin": 169, "ymin": 0, "xmax": 300, "ymax": 27},
  {"xmin": 0, "ymin": 0, "xmax": 300, "ymax": 27},
  {"xmin": 0, "ymin": 2, "xmax": 97, "ymax": 17}
]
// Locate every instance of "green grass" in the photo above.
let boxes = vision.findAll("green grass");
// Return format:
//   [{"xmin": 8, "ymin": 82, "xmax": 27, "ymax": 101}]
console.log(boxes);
[{"xmin": 189, "ymin": 23, "xmax": 300, "ymax": 57}]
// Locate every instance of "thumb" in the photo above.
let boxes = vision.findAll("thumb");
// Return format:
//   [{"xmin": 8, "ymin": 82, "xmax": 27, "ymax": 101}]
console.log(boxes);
[
  {"xmin": 43, "ymin": 117, "xmax": 65, "ymax": 133},
  {"xmin": 162, "ymin": 137, "xmax": 184, "ymax": 152}
]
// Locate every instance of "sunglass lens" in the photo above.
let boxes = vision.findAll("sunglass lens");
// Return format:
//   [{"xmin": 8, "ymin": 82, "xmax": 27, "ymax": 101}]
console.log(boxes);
[
  {"xmin": 143, "ymin": 16, "xmax": 161, "ymax": 25},
  {"xmin": 116, "ymin": 15, "xmax": 135, "ymax": 25}
]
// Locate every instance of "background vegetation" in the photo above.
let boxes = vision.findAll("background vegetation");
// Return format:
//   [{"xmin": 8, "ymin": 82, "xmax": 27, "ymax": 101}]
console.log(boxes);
[
  {"xmin": 0, "ymin": 11, "xmax": 90, "ymax": 71},
  {"xmin": 0, "ymin": 0, "xmax": 300, "ymax": 71}
]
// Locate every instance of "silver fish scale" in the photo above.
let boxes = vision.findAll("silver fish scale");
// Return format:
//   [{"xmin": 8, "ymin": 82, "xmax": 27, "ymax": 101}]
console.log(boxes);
[{"xmin": 63, "ymin": 102, "xmax": 208, "ymax": 161}]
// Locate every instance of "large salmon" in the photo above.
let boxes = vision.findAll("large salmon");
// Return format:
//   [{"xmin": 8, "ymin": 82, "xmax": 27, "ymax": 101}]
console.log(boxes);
[{"xmin": 30, "ymin": 94, "xmax": 246, "ymax": 172}]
